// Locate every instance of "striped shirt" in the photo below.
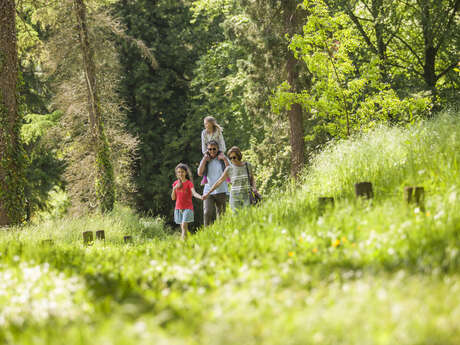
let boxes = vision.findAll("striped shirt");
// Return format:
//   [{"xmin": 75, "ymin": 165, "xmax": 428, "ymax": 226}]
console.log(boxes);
[{"xmin": 228, "ymin": 162, "xmax": 252, "ymax": 196}]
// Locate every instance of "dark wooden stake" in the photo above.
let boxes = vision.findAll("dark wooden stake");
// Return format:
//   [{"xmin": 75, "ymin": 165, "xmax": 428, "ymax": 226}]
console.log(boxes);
[
  {"xmin": 404, "ymin": 186, "xmax": 425, "ymax": 211},
  {"xmin": 83, "ymin": 231, "xmax": 93, "ymax": 245},
  {"xmin": 124, "ymin": 235, "xmax": 132, "ymax": 244},
  {"xmin": 355, "ymin": 182, "xmax": 373, "ymax": 199},
  {"xmin": 318, "ymin": 197, "xmax": 334, "ymax": 213},
  {"xmin": 96, "ymin": 230, "xmax": 105, "ymax": 240}
]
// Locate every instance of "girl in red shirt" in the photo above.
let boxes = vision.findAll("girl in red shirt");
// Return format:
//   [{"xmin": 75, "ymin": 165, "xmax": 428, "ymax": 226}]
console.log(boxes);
[{"xmin": 171, "ymin": 163, "xmax": 202, "ymax": 239}]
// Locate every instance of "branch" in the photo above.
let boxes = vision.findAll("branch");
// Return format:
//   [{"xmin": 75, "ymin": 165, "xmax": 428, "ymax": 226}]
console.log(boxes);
[
  {"xmin": 389, "ymin": 32, "xmax": 424, "ymax": 68},
  {"xmin": 383, "ymin": 17, "xmax": 401, "ymax": 47},
  {"xmin": 15, "ymin": 8, "xmax": 36, "ymax": 42},
  {"xmin": 93, "ymin": 11, "xmax": 159, "ymax": 70},
  {"xmin": 349, "ymin": 15, "xmax": 374, "ymax": 23},
  {"xmin": 340, "ymin": 3, "xmax": 378, "ymax": 54},
  {"xmin": 386, "ymin": 60, "xmax": 424, "ymax": 78},
  {"xmin": 398, "ymin": 0, "xmax": 420, "ymax": 13},
  {"xmin": 436, "ymin": 60, "xmax": 459, "ymax": 81}
]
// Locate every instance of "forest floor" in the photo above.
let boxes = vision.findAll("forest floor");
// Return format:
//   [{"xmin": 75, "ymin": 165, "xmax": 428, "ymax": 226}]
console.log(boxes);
[{"xmin": 1, "ymin": 110, "xmax": 459, "ymax": 345}]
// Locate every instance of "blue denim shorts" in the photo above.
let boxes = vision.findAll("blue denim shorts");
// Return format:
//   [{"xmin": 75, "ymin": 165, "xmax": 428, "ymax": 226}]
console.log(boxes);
[{"xmin": 174, "ymin": 209, "xmax": 194, "ymax": 224}]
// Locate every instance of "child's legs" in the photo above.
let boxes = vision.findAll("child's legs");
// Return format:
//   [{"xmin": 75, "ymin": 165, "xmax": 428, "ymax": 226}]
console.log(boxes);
[
  {"xmin": 181, "ymin": 222, "xmax": 189, "ymax": 238},
  {"xmin": 179, "ymin": 209, "xmax": 194, "ymax": 238}
]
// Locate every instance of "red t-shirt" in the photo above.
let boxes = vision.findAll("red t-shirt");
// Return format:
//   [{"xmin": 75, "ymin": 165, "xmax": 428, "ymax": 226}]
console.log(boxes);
[{"xmin": 173, "ymin": 179, "xmax": 194, "ymax": 210}]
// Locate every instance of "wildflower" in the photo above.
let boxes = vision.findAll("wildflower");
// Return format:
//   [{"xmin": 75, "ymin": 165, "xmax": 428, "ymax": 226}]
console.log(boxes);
[
  {"xmin": 298, "ymin": 237, "xmax": 304, "ymax": 243},
  {"xmin": 341, "ymin": 236, "xmax": 347, "ymax": 243},
  {"xmin": 312, "ymin": 248, "xmax": 318, "ymax": 253},
  {"xmin": 332, "ymin": 239, "xmax": 340, "ymax": 248},
  {"xmin": 288, "ymin": 251, "xmax": 295, "ymax": 257},
  {"xmin": 426, "ymin": 211, "xmax": 431, "ymax": 217}
]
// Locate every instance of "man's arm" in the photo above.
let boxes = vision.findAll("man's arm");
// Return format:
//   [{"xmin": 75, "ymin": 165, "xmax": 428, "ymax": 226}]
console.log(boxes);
[
  {"xmin": 218, "ymin": 152, "xmax": 230, "ymax": 167},
  {"xmin": 198, "ymin": 155, "xmax": 209, "ymax": 176}
]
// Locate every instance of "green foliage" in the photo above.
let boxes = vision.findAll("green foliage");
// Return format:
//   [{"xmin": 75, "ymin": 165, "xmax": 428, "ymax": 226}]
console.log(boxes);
[
  {"xmin": 0, "ymin": 123, "xmax": 26, "ymax": 225},
  {"xmin": 20, "ymin": 111, "xmax": 66, "ymax": 220},
  {"xmin": 21, "ymin": 111, "xmax": 62, "ymax": 145},
  {"xmin": 95, "ymin": 131, "xmax": 116, "ymax": 213},
  {"xmin": 190, "ymin": 0, "xmax": 306, "ymax": 195},
  {"xmin": 0, "ymin": 91, "xmax": 27, "ymax": 225},
  {"xmin": 13, "ymin": 0, "xmax": 459, "ymax": 223},
  {"xmin": 326, "ymin": 0, "xmax": 460, "ymax": 103},
  {"xmin": 271, "ymin": 0, "xmax": 433, "ymax": 140},
  {"xmin": 113, "ymin": 0, "xmax": 220, "ymax": 218},
  {"xmin": 0, "ymin": 109, "xmax": 460, "ymax": 344}
]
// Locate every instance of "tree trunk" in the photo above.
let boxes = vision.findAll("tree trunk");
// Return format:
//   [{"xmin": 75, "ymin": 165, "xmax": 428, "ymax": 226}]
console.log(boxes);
[
  {"xmin": 285, "ymin": 0, "xmax": 306, "ymax": 179},
  {"xmin": 372, "ymin": 0, "xmax": 387, "ymax": 80},
  {"xmin": 420, "ymin": 0, "xmax": 437, "ymax": 94},
  {"xmin": 0, "ymin": 0, "xmax": 25, "ymax": 225},
  {"xmin": 286, "ymin": 53, "xmax": 305, "ymax": 178},
  {"xmin": 74, "ymin": 0, "xmax": 115, "ymax": 212}
]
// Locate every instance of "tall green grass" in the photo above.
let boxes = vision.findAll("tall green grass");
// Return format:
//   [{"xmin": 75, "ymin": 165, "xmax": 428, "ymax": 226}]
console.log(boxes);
[
  {"xmin": 1, "ymin": 109, "xmax": 459, "ymax": 345},
  {"xmin": 303, "ymin": 109, "xmax": 460, "ymax": 199}
]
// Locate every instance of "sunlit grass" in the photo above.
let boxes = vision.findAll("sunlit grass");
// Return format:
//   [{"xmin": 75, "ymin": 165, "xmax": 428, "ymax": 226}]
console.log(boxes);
[{"xmin": 0, "ymin": 109, "xmax": 459, "ymax": 344}]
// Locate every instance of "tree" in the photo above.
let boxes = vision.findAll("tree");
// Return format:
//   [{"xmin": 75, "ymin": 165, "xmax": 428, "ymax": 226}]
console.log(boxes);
[
  {"xmin": 240, "ymin": 0, "xmax": 311, "ymax": 178},
  {"xmin": 73, "ymin": 0, "xmax": 115, "ymax": 212},
  {"xmin": 22, "ymin": 0, "xmax": 139, "ymax": 215},
  {"xmin": 327, "ymin": 0, "xmax": 460, "ymax": 101},
  {"xmin": 114, "ymin": 0, "xmax": 215, "ymax": 218},
  {"xmin": 272, "ymin": 0, "xmax": 433, "ymax": 140},
  {"xmin": 283, "ymin": 0, "xmax": 310, "ymax": 178},
  {"xmin": 0, "ymin": 0, "xmax": 26, "ymax": 225}
]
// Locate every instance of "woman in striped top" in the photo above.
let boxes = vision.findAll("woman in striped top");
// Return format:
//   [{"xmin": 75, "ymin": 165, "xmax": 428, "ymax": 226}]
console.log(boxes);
[{"xmin": 203, "ymin": 146, "xmax": 256, "ymax": 211}]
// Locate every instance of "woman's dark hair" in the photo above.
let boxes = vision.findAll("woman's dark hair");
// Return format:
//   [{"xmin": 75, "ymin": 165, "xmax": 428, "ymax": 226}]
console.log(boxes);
[
  {"xmin": 175, "ymin": 163, "xmax": 193, "ymax": 180},
  {"xmin": 227, "ymin": 146, "xmax": 242, "ymax": 161}
]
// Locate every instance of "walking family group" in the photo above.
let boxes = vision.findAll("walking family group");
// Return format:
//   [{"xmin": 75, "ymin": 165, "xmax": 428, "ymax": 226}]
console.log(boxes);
[{"xmin": 171, "ymin": 116, "xmax": 258, "ymax": 239}]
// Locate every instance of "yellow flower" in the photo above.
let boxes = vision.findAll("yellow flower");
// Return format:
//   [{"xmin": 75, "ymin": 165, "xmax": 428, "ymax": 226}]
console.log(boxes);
[
  {"xmin": 288, "ymin": 251, "xmax": 295, "ymax": 257},
  {"xmin": 312, "ymin": 248, "xmax": 318, "ymax": 253},
  {"xmin": 341, "ymin": 236, "xmax": 347, "ymax": 243},
  {"xmin": 298, "ymin": 237, "xmax": 304, "ymax": 243},
  {"xmin": 332, "ymin": 239, "xmax": 340, "ymax": 248},
  {"xmin": 426, "ymin": 211, "xmax": 431, "ymax": 217}
]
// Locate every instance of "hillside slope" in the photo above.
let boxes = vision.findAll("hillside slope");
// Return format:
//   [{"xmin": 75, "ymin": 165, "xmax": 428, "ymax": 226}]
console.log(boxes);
[{"xmin": 1, "ymin": 110, "xmax": 459, "ymax": 345}]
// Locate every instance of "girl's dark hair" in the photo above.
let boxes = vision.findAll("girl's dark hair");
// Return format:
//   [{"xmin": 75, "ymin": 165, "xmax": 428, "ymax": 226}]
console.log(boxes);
[
  {"xmin": 227, "ymin": 146, "xmax": 242, "ymax": 161},
  {"xmin": 175, "ymin": 163, "xmax": 193, "ymax": 180}
]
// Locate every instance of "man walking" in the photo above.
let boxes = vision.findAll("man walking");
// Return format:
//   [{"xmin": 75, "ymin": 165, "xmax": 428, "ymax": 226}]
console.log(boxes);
[{"xmin": 198, "ymin": 140, "xmax": 229, "ymax": 226}]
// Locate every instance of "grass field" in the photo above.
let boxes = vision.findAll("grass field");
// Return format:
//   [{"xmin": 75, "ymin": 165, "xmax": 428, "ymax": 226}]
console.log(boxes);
[{"xmin": 1, "ymin": 110, "xmax": 459, "ymax": 344}]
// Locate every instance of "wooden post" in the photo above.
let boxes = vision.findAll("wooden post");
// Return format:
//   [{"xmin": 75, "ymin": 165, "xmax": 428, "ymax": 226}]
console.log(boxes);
[
  {"xmin": 404, "ymin": 186, "xmax": 425, "ymax": 211},
  {"xmin": 355, "ymin": 182, "xmax": 373, "ymax": 199},
  {"xmin": 83, "ymin": 231, "xmax": 93, "ymax": 245},
  {"xmin": 318, "ymin": 197, "xmax": 334, "ymax": 213},
  {"xmin": 96, "ymin": 230, "xmax": 105, "ymax": 240},
  {"xmin": 124, "ymin": 235, "xmax": 132, "ymax": 244}
]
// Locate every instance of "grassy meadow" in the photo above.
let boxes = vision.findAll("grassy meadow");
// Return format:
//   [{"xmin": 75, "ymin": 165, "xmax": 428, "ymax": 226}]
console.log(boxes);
[{"xmin": 1, "ymin": 110, "xmax": 460, "ymax": 344}]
